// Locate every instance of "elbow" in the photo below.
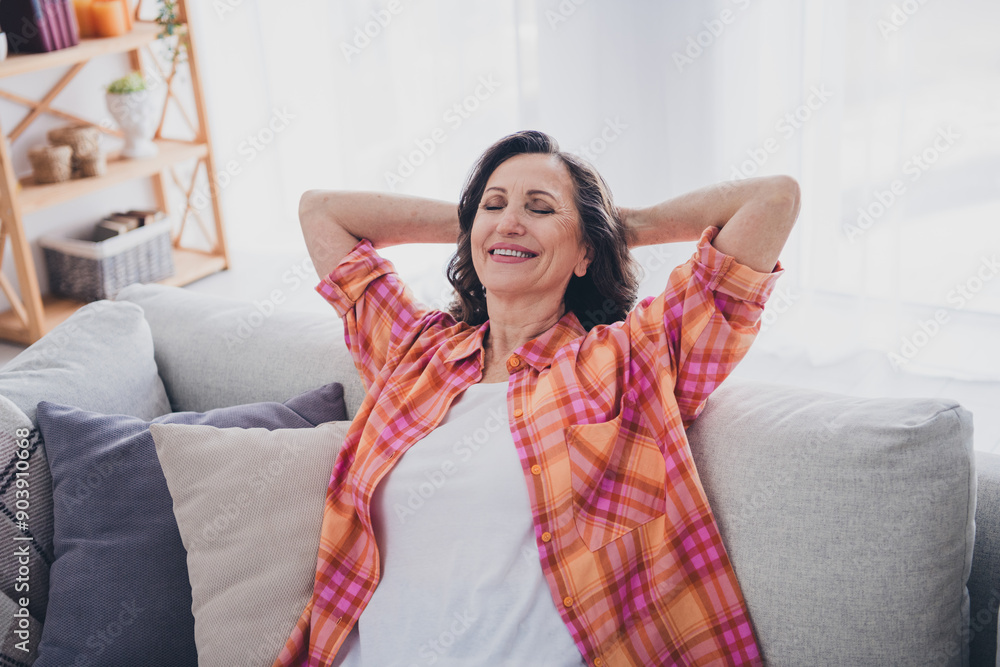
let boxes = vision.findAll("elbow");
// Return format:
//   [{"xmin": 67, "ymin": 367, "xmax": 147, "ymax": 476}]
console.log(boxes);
[
  {"xmin": 765, "ymin": 175, "xmax": 801, "ymax": 228},
  {"xmin": 298, "ymin": 189, "xmax": 323, "ymax": 229}
]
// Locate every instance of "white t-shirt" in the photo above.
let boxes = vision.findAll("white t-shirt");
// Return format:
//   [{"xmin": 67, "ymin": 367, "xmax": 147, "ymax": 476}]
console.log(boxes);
[{"xmin": 333, "ymin": 381, "xmax": 586, "ymax": 667}]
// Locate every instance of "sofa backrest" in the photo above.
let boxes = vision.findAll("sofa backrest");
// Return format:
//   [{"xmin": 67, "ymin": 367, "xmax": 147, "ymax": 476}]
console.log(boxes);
[
  {"xmin": 688, "ymin": 381, "xmax": 979, "ymax": 666},
  {"xmin": 114, "ymin": 282, "xmax": 995, "ymax": 665},
  {"xmin": 116, "ymin": 283, "xmax": 367, "ymax": 417}
]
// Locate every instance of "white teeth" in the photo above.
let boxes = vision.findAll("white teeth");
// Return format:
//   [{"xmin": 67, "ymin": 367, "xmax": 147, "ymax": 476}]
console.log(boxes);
[{"xmin": 492, "ymin": 248, "xmax": 534, "ymax": 258}]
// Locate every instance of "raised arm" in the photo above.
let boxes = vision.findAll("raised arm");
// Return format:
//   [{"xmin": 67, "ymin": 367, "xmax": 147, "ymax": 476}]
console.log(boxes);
[
  {"xmin": 299, "ymin": 190, "xmax": 462, "ymax": 278},
  {"xmin": 622, "ymin": 175, "xmax": 800, "ymax": 273}
]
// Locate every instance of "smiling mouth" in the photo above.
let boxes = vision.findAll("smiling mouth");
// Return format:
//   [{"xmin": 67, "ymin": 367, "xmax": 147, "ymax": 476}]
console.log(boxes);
[{"xmin": 489, "ymin": 249, "xmax": 537, "ymax": 258}]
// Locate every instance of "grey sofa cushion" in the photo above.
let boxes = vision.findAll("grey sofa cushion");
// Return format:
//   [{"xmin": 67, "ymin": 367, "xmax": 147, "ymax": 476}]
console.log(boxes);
[
  {"xmin": 116, "ymin": 283, "xmax": 365, "ymax": 417},
  {"xmin": 687, "ymin": 381, "xmax": 975, "ymax": 667},
  {"xmin": 32, "ymin": 382, "xmax": 346, "ymax": 667},
  {"xmin": 0, "ymin": 299, "xmax": 170, "ymax": 423},
  {"xmin": 969, "ymin": 451, "xmax": 1000, "ymax": 667}
]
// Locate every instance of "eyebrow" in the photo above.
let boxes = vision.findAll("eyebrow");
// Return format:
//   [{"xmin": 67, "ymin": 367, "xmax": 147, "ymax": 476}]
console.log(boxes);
[{"xmin": 484, "ymin": 187, "xmax": 556, "ymax": 198}]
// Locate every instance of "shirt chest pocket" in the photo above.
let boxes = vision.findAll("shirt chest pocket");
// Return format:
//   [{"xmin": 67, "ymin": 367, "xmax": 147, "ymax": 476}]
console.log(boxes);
[{"xmin": 563, "ymin": 389, "xmax": 667, "ymax": 552}]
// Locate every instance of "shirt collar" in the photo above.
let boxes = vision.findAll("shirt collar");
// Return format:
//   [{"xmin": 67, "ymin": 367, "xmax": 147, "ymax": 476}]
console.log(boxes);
[{"xmin": 444, "ymin": 310, "xmax": 587, "ymax": 371}]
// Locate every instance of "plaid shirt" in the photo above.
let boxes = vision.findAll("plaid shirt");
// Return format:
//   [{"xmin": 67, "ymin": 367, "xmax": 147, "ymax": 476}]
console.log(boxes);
[{"xmin": 274, "ymin": 225, "xmax": 783, "ymax": 667}]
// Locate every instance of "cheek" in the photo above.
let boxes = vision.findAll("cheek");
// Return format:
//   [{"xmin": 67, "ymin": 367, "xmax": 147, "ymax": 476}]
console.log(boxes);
[{"xmin": 470, "ymin": 217, "xmax": 488, "ymax": 245}]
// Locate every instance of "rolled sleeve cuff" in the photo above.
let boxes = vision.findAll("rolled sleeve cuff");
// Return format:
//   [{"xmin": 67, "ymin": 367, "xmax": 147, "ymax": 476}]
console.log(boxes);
[
  {"xmin": 315, "ymin": 237, "xmax": 397, "ymax": 318},
  {"xmin": 693, "ymin": 225, "xmax": 785, "ymax": 305}
]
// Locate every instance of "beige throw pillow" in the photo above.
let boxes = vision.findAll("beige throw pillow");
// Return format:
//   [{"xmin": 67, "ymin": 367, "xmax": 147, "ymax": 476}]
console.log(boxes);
[{"xmin": 150, "ymin": 421, "xmax": 348, "ymax": 667}]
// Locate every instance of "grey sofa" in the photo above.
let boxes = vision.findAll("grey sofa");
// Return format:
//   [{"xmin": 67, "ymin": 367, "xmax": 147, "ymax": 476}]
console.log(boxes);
[{"xmin": 0, "ymin": 281, "xmax": 997, "ymax": 667}]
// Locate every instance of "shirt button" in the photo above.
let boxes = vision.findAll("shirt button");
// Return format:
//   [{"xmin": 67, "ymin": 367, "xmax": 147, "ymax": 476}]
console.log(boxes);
[
  {"xmin": 594, "ymin": 659, "xmax": 605, "ymax": 667},
  {"xmin": 508, "ymin": 355, "xmax": 521, "ymax": 367},
  {"xmin": 530, "ymin": 464, "xmax": 541, "ymax": 475},
  {"xmin": 541, "ymin": 532, "xmax": 552, "ymax": 542},
  {"xmin": 563, "ymin": 596, "xmax": 574, "ymax": 608},
  {"xmin": 513, "ymin": 408, "xmax": 523, "ymax": 418}
]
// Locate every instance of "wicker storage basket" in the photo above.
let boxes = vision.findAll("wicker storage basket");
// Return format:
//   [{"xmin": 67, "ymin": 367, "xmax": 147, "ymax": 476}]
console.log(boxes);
[
  {"xmin": 47, "ymin": 125, "xmax": 105, "ymax": 178},
  {"xmin": 47, "ymin": 125, "xmax": 101, "ymax": 157},
  {"xmin": 39, "ymin": 219, "xmax": 175, "ymax": 302},
  {"xmin": 75, "ymin": 153, "xmax": 107, "ymax": 178},
  {"xmin": 28, "ymin": 145, "xmax": 73, "ymax": 184}
]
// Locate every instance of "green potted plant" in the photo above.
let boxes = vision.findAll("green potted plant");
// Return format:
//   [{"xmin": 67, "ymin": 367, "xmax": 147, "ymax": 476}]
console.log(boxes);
[
  {"xmin": 105, "ymin": 72, "xmax": 160, "ymax": 159},
  {"xmin": 156, "ymin": 0, "xmax": 187, "ymax": 65}
]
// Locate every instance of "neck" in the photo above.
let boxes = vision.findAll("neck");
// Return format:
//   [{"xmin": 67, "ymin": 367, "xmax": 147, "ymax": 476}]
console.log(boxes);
[{"xmin": 483, "ymin": 293, "xmax": 566, "ymax": 359}]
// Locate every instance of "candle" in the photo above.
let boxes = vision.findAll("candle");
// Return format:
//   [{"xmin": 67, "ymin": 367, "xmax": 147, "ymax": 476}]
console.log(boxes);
[
  {"xmin": 119, "ymin": 0, "xmax": 133, "ymax": 30},
  {"xmin": 91, "ymin": 0, "xmax": 127, "ymax": 37},
  {"xmin": 72, "ymin": 0, "xmax": 95, "ymax": 38}
]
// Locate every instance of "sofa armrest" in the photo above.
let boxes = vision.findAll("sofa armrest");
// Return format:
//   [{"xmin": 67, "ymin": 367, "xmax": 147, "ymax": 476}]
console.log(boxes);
[{"xmin": 969, "ymin": 450, "xmax": 1000, "ymax": 667}]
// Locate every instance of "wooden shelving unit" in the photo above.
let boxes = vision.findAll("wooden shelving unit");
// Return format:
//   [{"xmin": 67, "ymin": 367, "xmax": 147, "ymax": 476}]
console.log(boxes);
[{"xmin": 0, "ymin": 0, "xmax": 229, "ymax": 345}]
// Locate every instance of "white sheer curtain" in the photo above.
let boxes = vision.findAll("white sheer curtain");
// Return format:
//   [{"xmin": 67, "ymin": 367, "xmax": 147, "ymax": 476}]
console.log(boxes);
[{"xmin": 190, "ymin": 0, "xmax": 1000, "ymax": 380}]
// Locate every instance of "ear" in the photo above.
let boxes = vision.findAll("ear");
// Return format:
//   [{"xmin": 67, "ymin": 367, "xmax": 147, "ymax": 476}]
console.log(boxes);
[{"xmin": 574, "ymin": 245, "xmax": 594, "ymax": 277}]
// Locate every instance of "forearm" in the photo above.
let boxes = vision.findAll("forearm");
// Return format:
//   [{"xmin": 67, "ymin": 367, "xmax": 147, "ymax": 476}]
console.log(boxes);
[
  {"xmin": 299, "ymin": 190, "xmax": 461, "ymax": 279},
  {"xmin": 624, "ymin": 175, "xmax": 800, "ymax": 273},
  {"xmin": 300, "ymin": 190, "xmax": 460, "ymax": 249}
]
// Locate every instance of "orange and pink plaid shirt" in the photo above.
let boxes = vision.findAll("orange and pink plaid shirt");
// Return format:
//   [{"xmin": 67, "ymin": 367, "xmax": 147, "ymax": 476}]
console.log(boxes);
[{"xmin": 274, "ymin": 225, "xmax": 783, "ymax": 667}]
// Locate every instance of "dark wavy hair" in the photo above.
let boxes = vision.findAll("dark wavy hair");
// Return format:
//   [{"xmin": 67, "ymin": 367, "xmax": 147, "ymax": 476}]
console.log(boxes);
[{"xmin": 445, "ymin": 130, "xmax": 640, "ymax": 331}]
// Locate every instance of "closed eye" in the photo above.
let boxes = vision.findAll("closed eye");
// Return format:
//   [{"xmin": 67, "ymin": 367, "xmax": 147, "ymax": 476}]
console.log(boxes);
[{"xmin": 481, "ymin": 204, "xmax": 553, "ymax": 214}]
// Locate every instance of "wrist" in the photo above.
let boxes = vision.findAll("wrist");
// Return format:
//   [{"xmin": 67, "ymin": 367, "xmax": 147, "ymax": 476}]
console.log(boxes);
[{"xmin": 618, "ymin": 206, "xmax": 645, "ymax": 247}]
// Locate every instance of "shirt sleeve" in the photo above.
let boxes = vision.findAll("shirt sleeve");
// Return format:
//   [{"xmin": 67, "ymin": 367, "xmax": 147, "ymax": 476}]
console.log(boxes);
[
  {"xmin": 626, "ymin": 225, "xmax": 784, "ymax": 428},
  {"xmin": 315, "ymin": 238, "xmax": 430, "ymax": 390}
]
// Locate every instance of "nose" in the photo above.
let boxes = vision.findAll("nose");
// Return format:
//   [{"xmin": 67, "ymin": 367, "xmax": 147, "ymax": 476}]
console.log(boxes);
[{"xmin": 496, "ymin": 206, "xmax": 525, "ymax": 235}]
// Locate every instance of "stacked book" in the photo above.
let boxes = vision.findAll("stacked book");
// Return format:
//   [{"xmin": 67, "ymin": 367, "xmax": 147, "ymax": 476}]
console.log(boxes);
[
  {"xmin": 92, "ymin": 209, "xmax": 163, "ymax": 242},
  {"xmin": 0, "ymin": 0, "xmax": 81, "ymax": 54}
]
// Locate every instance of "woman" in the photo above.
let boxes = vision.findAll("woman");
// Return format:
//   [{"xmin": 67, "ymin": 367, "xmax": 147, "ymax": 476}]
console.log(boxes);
[{"xmin": 275, "ymin": 130, "xmax": 799, "ymax": 667}]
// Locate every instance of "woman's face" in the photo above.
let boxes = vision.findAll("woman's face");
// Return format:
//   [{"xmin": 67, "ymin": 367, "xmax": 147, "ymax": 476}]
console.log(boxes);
[{"xmin": 470, "ymin": 153, "xmax": 591, "ymax": 308}]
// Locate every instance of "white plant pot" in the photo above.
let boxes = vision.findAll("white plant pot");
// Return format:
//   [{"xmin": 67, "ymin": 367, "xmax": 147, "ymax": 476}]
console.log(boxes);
[{"xmin": 106, "ymin": 90, "xmax": 160, "ymax": 159}]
